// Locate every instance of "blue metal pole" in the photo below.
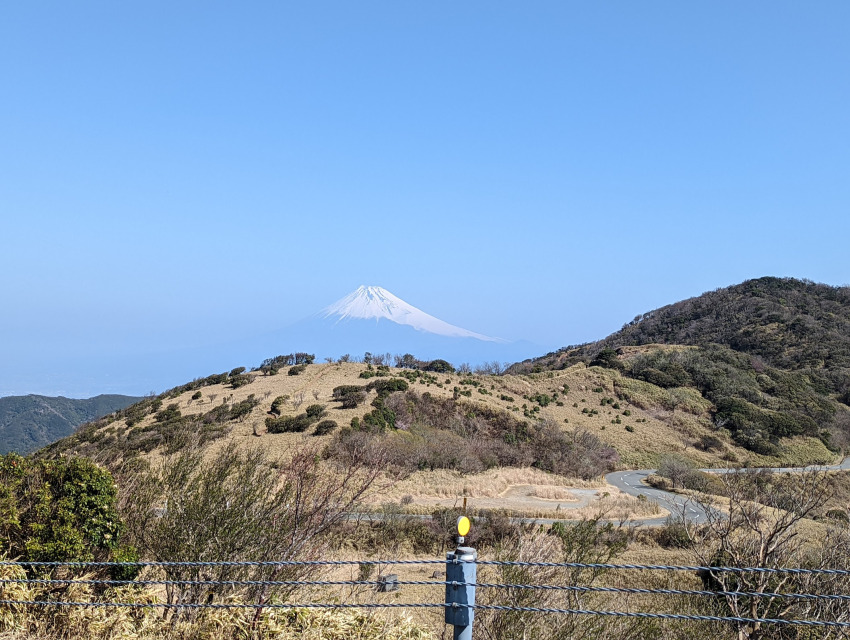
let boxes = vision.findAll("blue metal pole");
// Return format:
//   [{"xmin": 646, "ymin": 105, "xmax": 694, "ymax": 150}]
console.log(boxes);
[{"xmin": 445, "ymin": 546, "xmax": 477, "ymax": 640}]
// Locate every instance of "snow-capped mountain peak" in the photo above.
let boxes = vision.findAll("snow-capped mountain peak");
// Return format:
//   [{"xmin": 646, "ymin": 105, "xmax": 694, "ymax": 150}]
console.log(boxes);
[{"xmin": 322, "ymin": 286, "xmax": 500, "ymax": 342}]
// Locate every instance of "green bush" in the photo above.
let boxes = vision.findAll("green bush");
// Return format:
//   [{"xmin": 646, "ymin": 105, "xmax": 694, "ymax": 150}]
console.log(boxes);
[
  {"xmin": 270, "ymin": 396, "xmax": 288, "ymax": 416},
  {"xmin": 366, "ymin": 378, "xmax": 409, "ymax": 395},
  {"xmin": 288, "ymin": 364, "xmax": 307, "ymax": 376},
  {"xmin": 314, "ymin": 420, "xmax": 338, "ymax": 436},
  {"xmin": 529, "ymin": 393, "xmax": 552, "ymax": 406},
  {"xmin": 305, "ymin": 404, "xmax": 326, "ymax": 420},
  {"xmin": 0, "ymin": 454, "xmax": 136, "ymax": 572},
  {"xmin": 266, "ymin": 414, "xmax": 312, "ymax": 434},
  {"xmin": 333, "ymin": 385, "xmax": 367, "ymax": 409},
  {"xmin": 155, "ymin": 403, "xmax": 181, "ymax": 423},
  {"xmin": 422, "ymin": 359, "xmax": 455, "ymax": 374}
]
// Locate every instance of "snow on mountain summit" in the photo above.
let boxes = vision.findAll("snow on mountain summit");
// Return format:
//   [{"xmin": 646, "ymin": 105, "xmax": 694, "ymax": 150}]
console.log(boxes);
[{"xmin": 322, "ymin": 286, "xmax": 500, "ymax": 342}]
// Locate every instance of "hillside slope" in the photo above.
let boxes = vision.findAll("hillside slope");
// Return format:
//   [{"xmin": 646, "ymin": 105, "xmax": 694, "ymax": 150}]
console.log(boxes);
[
  {"xmin": 41, "ymin": 359, "xmax": 838, "ymax": 475},
  {"xmin": 515, "ymin": 277, "xmax": 850, "ymax": 385},
  {"xmin": 510, "ymin": 277, "xmax": 850, "ymax": 456},
  {"xmin": 0, "ymin": 394, "xmax": 142, "ymax": 454}
]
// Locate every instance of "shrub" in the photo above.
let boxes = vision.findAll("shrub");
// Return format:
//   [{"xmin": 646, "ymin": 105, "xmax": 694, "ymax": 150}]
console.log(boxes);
[
  {"xmin": 366, "ymin": 378, "xmax": 409, "ymax": 394},
  {"xmin": 825, "ymin": 509, "xmax": 849, "ymax": 523},
  {"xmin": 625, "ymin": 425, "xmax": 635, "ymax": 432},
  {"xmin": 422, "ymin": 359, "xmax": 455, "ymax": 373},
  {"xmin": 229, "ymin": 373, "xmax": 255, "ymax": 389},
  {"xmin": 697, "ymin": 434, "xmax": 724, "ymax": 451},
  {"xmin": 314, "ymin": 420, "xmax": 338, "ymax": 436},
  {"xmin": 305, "ymin": 404, "xmax": 326, "ymax": 420},
  {"xmin": 288, "ymin": 364, "xmax": 307, "ymax": 376},
  {"xmin": 191, "ymin": 391, "xmax": 203, "ymax": 401},
  {"xmin": 656, "ymin": 517, "xmax": 693, "ymax": 548},
  {"xmin": 333, "ymin": 385, "xmax": 367, "ymax": 409},
  {"xmin": 155, "ymin": 403, "xmax": 181, "ymax": 423},
  {"xmin": 530, "ymin": 393, "xmax": 552, "ymax": 406},
  {"xmin": 229, "ymin": 367, "xmax": 246, "ymax": 377},
  {"xmin": 270, "ymin": 395, "xmax": 288, "ymax": 416},
  {"xmin": 0, "ymin": 454, "xmax": 136, "ymax": 573},
  {"xmin": 266, "ymin": 414, "xmax": 312, "ymax": 434}
]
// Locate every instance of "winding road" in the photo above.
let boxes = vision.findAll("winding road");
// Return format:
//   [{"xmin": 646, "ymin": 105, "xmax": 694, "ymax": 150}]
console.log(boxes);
[{"xmin": 606, "ymin": 457, "xmax": 850, "ymax": 526}]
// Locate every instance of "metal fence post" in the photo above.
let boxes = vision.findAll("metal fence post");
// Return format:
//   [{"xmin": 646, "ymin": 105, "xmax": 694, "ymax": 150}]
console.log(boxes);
[{"xmin": 445, "ymin": 545, "xmax": 477, "ymax": 640}]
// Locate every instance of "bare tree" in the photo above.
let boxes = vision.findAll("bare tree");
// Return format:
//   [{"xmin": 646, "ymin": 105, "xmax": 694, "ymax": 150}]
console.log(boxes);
[
  {"xmin": 658, "ymin": 454, "xmax": 698, "ymax": 489},
  {"xmin": 475, "ymin": 361, "xmax": 506, "ymax": 375},
  {"xmin": 120, "ymin": 439, "xmax": 387, "ymax": 619},
  {"xmin": 293, "ymin": 391, "xmax": 305, "ymax": 410},
  {"xmin": 311, "ymin": 389, "xmax": 320, "ymax": 401},
  {"xmin": 681, "ymin": 469, "xmax": 848, "ymax": 639}
]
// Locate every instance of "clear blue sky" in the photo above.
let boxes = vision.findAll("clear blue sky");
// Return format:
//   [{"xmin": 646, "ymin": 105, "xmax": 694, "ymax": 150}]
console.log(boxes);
[{"xmin": 2, "ymin": 2, "xmax": 849, "ymax": 397}]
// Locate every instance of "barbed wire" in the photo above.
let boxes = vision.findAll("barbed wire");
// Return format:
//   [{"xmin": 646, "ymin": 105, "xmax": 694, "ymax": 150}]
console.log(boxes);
[{"xmin": 1, "ymin": 599, "xmax": 849, "ymax": 629}]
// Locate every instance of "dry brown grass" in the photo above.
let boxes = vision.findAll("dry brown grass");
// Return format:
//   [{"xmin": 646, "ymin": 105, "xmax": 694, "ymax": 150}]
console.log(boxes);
[
  {"xmin": 76, "ymin": 363, "xmax": 840, "ymax": 501},
  {"xmin": 367, "ymin": 474, "xmax": 665, "ymax": 521},
  {"xmin": 369, "ymin": 467, "xmax": 601, "ymax": 503},
  {"xmin": 0, "ymin": 559, "xmax": 434, "ymax": 639}
]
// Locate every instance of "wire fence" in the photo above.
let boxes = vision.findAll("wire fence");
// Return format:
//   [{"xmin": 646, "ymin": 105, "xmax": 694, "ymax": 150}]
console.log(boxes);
[{"xmin": 3, "ymin": 558, "xmax": 850, "ymax": 630}]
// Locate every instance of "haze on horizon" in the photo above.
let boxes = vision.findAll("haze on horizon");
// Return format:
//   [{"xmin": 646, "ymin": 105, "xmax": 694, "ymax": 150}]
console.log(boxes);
[{"xmin": 1, "ymin": 2, "xmax": 849, "ymax": 398}]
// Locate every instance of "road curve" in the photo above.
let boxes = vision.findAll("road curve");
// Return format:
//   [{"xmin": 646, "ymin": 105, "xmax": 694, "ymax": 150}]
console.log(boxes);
[{"xmin": 606, "ymin": 457, "xmax": 850, "ymax": 526}]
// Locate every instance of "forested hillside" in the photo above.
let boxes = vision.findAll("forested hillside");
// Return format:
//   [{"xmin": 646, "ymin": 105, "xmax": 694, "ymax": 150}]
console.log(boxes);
[
  {"xmin": 511, "ymin": 278, "xmax": 850, "ymax": 456},
  {"xmin": 0, "ymin": 394, "xmax": 141, "ymax": 454}
]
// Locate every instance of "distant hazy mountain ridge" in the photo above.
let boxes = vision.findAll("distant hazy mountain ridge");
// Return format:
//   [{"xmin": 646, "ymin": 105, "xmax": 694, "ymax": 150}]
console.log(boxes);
[{"xmin": 0, "ymin": 394, "xmax": 141, "ymax": 454}]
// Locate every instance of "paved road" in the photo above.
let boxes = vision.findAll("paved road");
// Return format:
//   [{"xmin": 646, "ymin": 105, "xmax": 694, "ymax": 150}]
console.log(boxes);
[{"xmin": 606, "ymin": 457, "xmax": 850, "ymax": 526}]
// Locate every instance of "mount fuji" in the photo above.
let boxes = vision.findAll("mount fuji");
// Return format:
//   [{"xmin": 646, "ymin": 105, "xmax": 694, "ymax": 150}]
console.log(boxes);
[
  {"xmin": 9, "ymin": 286, "xmax": 546, "ymax": 397},
  {"xmin": 322, "ymin": 286, "xmax": 501, "ymax": 342},
  {"xmin": 270, "ymin": 286, "xmax": 543, "ymax": 366}
]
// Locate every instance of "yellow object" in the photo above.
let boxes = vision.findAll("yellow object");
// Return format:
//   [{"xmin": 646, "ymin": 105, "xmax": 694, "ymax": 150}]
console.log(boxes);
[{"xmin": 456, "ymin": 515, "xmax": 471, "ymax": 537}]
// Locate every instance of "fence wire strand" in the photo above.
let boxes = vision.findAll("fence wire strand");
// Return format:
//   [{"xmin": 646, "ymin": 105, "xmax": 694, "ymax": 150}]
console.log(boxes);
[
  {"xmin": 5, "ymin": 559, "xmax": 850, "ymax": 575},
  {"xmin": 4, "ymin": 577, "xmax": 850, "ymax": 603},
  {"xmin": 4, "ymin": 558, "xmax": 850, "ymax": 629},
  {"xmin": 2, "ymin": 599, "xmax": 849, "ymax": 629}
]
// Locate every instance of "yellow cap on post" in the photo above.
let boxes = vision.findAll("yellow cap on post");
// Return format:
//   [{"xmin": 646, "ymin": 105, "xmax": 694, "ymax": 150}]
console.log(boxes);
[{"xmin": 457, "ymin": 515, "xmax": 471, "ymax": 537}]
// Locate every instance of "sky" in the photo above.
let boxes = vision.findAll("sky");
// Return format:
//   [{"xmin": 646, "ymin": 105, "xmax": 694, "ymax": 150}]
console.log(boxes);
[{"xmin": 1, "ymin": 2, "xmax": 849, "ymax": 397}]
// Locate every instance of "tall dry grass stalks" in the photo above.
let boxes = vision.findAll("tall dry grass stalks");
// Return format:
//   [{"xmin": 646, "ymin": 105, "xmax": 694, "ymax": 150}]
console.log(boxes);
[{"xmin": 0, "ymin": 558, "xmax": 433, "ymax": 640}]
